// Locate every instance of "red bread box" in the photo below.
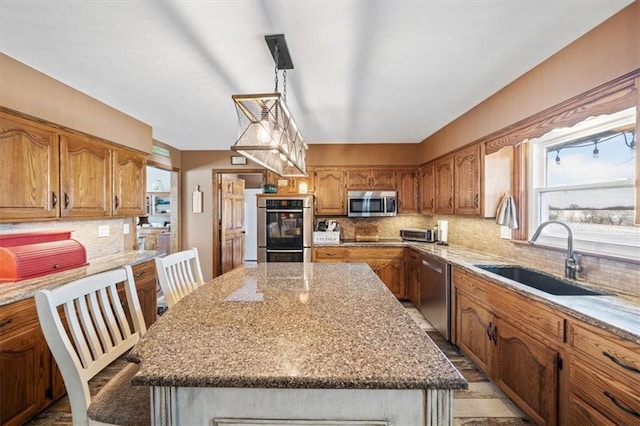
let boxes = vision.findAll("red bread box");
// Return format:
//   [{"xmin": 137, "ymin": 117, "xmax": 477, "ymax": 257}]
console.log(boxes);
[{"xmin": 0, "ymin": 231, "xmax": 88, "ymax": 282}]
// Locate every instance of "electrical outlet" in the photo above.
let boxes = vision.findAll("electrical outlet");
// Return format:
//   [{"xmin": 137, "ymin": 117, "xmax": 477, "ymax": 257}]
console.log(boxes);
[
  {"xmin": 98, "ymin": 225, "xmax": 110, "ymax": 237},
  {"xmin": 500, "ymin": 226, "xmax": 512, "ymax": 240},
  {"xmin": 123, "ymin": 223, "xmax": 130, "ymax": 235}
]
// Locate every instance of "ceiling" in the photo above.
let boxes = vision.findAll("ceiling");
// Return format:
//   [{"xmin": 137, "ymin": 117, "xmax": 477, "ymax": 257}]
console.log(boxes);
[{"xmin": 0, "ymin": 1, "xmax": 633, "ymax": 151}]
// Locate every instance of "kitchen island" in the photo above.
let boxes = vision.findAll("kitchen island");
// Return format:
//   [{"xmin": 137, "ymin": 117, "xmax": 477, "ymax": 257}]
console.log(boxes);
[{"xmin": 129, "ymin": 262, "xmax": 466, "ymax": 425}]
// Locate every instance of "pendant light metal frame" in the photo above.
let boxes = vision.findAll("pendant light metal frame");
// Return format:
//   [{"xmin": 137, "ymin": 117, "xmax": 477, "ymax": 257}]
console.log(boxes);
[{"xmin": 231, "ymin": 35, "xmax": 307, "ymax": 177}]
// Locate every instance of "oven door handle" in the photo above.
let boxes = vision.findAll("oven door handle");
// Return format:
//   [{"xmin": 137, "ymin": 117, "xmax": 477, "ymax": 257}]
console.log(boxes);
[
  {"xmin": 265, "ymin": 209, "xmax": 303, "ymax": 213},
  {"xmin": 266, "ymin": 249, "xmax": 303, "ymax": 253}
]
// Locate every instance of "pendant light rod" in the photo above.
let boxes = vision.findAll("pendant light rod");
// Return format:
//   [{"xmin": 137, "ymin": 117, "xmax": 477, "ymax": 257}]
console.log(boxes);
[{"xmin": 265, "ymin": 34, "xmax": 294, "ymax": 70}]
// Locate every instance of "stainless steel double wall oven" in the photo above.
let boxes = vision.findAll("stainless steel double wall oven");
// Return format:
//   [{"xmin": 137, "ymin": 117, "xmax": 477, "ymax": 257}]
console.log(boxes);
[{"xmin": 257, "ymin": 194, "xmax": 314, "ymax": 263}]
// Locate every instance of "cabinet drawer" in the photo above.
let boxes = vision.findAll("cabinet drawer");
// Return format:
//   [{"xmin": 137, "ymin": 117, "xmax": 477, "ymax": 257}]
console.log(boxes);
[
  {"xmin": 568, "ymin": 320, "xmax": 640, "ymax": 384},
  {"xmin": 567, "ymin": 393, "xmax": 617, "ymax": 426},
  {"xmin": 314, "ymin": 247, "xmax": 346, "ymax": 261},
  {"xmin": 131, "ymin": 260, "xmax": 156, "ymax": 285},
  {"xmin": 570, "ymin": 356, "xmax": 640, "ymax": 425},
  {"xmin": 346, "ymin": 247, "xmax": 403, "ymax": 259},
  {"xmin": 0, "ymin": 298, "xmax": 38, "ymax": 339}
]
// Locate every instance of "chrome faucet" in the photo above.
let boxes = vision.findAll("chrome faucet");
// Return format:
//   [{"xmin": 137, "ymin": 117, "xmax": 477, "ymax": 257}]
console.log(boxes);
[{"xmin": 529, "ymin": 220, "xmax": 583, "ymax": 279}]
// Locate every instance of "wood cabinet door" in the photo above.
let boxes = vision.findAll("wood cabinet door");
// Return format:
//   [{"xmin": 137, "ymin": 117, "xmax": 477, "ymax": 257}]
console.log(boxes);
[
  {"xmin": 112, "ymin": 148, "xmax": 146, "ymax": 216},
  {"xmin": 494, "ymin": 319, "xmax": 558, "ymax": 426},
  {"xmin": 221, "ymin": 176, "xmax": 245, "ymax": 274},
  {"xmin": 314, "ymin": 169, "xmax": 345, "ymax": 215},
  {"xmin": 375, "ymin": 258, "xmax": 405, "ymax": 298},
  {"xmin": 59, "ymin": 133, "xmax": 112, "ymax": 217},
  {"xmin": 407, "ymin": 251, "xmax": 421, "ymax": 307},
  {"xmin": 397, "ymin": 168, "xmax": 419, "ymax": 214},
  {"xmin": 420, "ymin": 163, "xmax": 435, "ymax": 214},
  {"xmin": 455, "ymin": 290, "xmax": 493, "ymax": 373},
  {"xmin": 0, "ymin": 112, "xmax": 60, "ymax": 220},
  {"xmin": 131, "ymin": 261, "xmax": 158, "ymax": 328},
  {"xmin": 0, "ymin": 327, "xmax": 46, "ymax": 426},
  {"xmin": 370, "ymin": 169, "xmax": 396, "ymax": 190},
  {"xmin": 454, "ymin": 144, "xmax": 481, "ymax": 215},
  {"xmin": 345, "ymin": 169, "xmax": 371, "ymax": 190},
  {"xmin": 434, "ymin": 156, "xmax": 454, "ymax": 214}
]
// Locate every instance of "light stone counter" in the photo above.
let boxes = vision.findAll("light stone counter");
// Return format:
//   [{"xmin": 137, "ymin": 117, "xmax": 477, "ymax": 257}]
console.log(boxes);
[
  {"xmin": 0, "ymin": 250, "xmax": 163, "ymax": 306},
  {"xmin": 320, "ymin": 240, "xmax": 640, "ymax": 344},
  {"xmin": 129, "ymin": 262, "xmax": 466, "ymax": 425}
]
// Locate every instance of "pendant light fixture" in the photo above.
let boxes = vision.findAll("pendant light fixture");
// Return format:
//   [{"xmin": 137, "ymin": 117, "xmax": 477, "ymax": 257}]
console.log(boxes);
[{"xmin": 231, "ymin": 34, "xmax": 307, "ymax": 177}]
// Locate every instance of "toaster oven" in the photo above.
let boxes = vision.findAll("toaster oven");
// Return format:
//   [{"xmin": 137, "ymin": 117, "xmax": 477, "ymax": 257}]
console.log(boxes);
[{"xmin": 400, "ymin": 228, "xmax": 436, "ymax": 243}]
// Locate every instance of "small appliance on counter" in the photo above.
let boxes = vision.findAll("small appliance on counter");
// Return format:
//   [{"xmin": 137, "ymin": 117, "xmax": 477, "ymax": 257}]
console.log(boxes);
[
  {"xmin": 436, "ymin": 220, "xmax": 449, "ymax": 245},
  {"xmin": 400, "ymin": 228, "xmax": 436, "ymax": 243},
  {"xmin": 0, "ymin": 231, "xmax": 88, "ymax": 282}
]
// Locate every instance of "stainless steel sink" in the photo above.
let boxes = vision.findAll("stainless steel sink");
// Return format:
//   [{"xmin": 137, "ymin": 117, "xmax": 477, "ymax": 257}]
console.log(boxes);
[{"xmin": 474, "ymin": 265, "xmax": 605, "ymax": 296}]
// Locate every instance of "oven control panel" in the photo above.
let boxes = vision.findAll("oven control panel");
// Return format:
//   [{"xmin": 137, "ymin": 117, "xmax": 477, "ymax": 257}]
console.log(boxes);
[{"xmin": 265, "ymin": 199, "xmax": 304, "ymax": 209}]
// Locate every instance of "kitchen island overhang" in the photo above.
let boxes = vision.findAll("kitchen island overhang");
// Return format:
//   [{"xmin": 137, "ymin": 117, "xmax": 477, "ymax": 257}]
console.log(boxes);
[{"xmin": 129, "ymin": 262, "xmax": 466, "ymax": 425}]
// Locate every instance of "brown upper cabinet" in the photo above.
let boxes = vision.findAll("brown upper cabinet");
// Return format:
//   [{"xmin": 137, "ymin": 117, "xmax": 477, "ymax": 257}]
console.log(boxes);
[
  {"xmin": 419, "ymin": 163, "xmax": 435, "ymax": 214},
  {"xmin": 0, "ymin": 109, "xmax": 147, "ymax": 221},
  {"xmin": 427, "ymin": 144, "xmax": 481, "ymax": 216},
  {"xmin": 396, "ymin": 168, "xmax": 419, "ymax": 214},
  {"xmin": 314, "ymin": 168, "xmax": 346, "ymax": 215},
  {"xmin": 112, "ymin": 147, "xmax": 146, "ymax": 217},
  {"xmin": 346, "ymin": 168, "xmax": 396, "ymax": 190},
  {"xmin": 59, "ymin": 133, "xmax": 113, "ymax": 218},
  {"xmin": 453, "ymin": 144, "xmax": 481, "ymax": 215},
  {"xmin": 0, "ymin": 112, "xmax": 60, "ymax": 220},
  {"xmin": 434, "ymin": 156, "xmax": 454, "ymax": 214}
]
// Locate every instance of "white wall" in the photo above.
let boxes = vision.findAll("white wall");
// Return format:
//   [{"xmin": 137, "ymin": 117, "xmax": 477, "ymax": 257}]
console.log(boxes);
[{"xmin": 243, "ymin": 188, "xmax": 261, "ymax": 262}]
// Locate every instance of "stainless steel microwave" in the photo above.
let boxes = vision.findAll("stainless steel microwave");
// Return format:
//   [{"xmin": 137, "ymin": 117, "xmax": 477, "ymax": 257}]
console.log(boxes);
[{"xmin": 347, "ymin": 191, "xmax": 397, "ymax": 217}]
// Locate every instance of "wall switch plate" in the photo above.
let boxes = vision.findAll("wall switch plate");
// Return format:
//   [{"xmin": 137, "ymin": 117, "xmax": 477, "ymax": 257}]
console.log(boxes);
[
  {"xmin": 500, "ymin": 226, "xmax": 512, "ymax": 240},
  {"xmin": 277, "ymin": 179, "xmax": 288, "ymax": 187},
  {"xmin": 123, "ymin": 223, "xmax": 130, "ymax": 235},
  {"xmin": 98, "ymin": 225, "xmax": 110, "ymax": 237}
]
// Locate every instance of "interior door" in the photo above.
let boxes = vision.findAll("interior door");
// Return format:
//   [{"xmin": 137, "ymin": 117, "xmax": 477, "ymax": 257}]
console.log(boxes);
[{"xmin": 221, "ymin": 176, "xmax": 245, "ymax": 274}]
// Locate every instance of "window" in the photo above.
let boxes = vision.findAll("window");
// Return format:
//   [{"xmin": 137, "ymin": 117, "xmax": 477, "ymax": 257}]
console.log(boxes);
[{"xmin": 529, "ymin": 107, "xmax": 638, "ymax": 260}]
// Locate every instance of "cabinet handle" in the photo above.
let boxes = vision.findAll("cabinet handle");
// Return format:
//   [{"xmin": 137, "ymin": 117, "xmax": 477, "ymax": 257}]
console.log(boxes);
[
  {"xmin": 115, "ymin": 195, "xmax": 120, "ymax": 208},
  {"xmin": 430, "ymin": 198, "xmax": 434, "ymax": 208},
  {"xmin": 135, "ymin": 271, "xmax": 146, "ymax": 278},
  {"xmin": 64, "ymin": 192, "xmax": 70, "ymax": 208},
  {"xmin": 603, "ymin": 391, "xmax": 640, "ymax": 418},
  {"xmin": 492, "ymin": 325, "xmax": 498, "ymax": 345},
  {"xmin": 0, "ymin": 318, "xmax": 13, "ymax": 328},
  {"xmin": 603, "ymin": 351, "xmax": 640, "ymax": 374},
  {"xmin": 448, "ymin": 197, "xmax": 452, "ymax": 207},
  {"xmin": 474, "ymin": 194, "xmax": 478, "ymax": 208},
  {"xmin": 52, "ymin": 192, "xmax": 58, "ymax": 208},
  {"xmin": 326, "ymin": 253, "xmax": 335, "ymax": 257},
  {"xmin": 486, "ymin": 322, "xmax": 493, "ymax": 340}
]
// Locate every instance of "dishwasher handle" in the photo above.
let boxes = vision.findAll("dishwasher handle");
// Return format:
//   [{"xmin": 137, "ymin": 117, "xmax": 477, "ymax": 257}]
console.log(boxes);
[{"xmin": 422, "ymin": 259, "xmax": 443, "ymax": 274}]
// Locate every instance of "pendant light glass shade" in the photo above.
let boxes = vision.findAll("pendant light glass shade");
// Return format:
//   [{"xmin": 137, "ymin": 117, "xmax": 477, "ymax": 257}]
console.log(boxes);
[{"xmin": 231, "ymin": 93, "xmax": 307, "ymax": 177}]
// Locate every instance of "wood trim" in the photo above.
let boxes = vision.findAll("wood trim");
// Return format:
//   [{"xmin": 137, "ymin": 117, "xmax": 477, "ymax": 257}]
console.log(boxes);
[
  {"xmin": 211, "ymin": 168, "xmax": 265, "ymax": 278},
  {"xmin": 512, "ymin": 140, "xmax": 529, "ymax": 241},
  {"xmin": 484, "ymin": 69, "xmax": 640, "ymax": 155}
]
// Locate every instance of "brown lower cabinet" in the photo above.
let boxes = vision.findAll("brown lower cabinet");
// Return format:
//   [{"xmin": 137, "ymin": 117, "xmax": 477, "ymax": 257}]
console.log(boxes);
[
  {"xmin": 0, "ymin": 260, "xmax": 157, "ymax": 425},
  {"xmin": 453, "ymin": 267, "xmax": 561, "ymax": 425},
  {"xmin": 453, "ymin": 266, "xmax": 640, "ymax": 426},
  {"xmin": 313, "ymin": 246, "xmax": 405, "ymax": 298}
]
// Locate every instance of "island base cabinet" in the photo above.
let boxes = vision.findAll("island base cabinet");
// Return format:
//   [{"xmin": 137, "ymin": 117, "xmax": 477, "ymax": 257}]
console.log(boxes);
[
  {"xmin": 151, "ymin": 386, "xmax": 453, "ymax": 425},
  {"xmin": 455, "ymin": 290, "xmax": 493, "ymax": 374}
]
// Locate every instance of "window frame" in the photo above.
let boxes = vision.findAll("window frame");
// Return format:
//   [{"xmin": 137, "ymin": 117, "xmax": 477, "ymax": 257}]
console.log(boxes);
[
  {"xmin": 528, "ymin": 108, "xmax": 637, "ymax": 260},
  {"xmin": 478, "ymin": 70, "xmax": 640, "ymax": 249}
]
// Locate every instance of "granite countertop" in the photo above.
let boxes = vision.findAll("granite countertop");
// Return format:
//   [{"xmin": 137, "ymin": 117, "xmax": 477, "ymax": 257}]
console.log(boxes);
[
  {"xmin": 317, "ymin": 240, "xmax": 640, "ymax": 344},
  {"xmin": 129, "ymin": 262, "xmax": 467, "ymax": 391},
  {"xmin": 0, "ymin": 250, "xmax": 163, "ymax": 306}
]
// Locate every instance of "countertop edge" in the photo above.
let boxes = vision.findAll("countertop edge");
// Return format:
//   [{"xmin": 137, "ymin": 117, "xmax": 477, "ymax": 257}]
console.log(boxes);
[{"xmin": 0, "ymin": 250, "xmax": 164, "ymax": 306}]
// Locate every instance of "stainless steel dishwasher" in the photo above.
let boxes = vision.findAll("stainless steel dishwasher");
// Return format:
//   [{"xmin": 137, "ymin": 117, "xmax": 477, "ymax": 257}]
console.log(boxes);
[{"xmin": 420, "ymin": 254, "xmax": 451, "ymax": 340}]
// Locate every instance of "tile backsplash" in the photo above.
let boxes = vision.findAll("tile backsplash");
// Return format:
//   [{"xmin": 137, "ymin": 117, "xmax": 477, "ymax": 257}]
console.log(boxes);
[{"xmin": 0, "ymin": 218, "xmax": 134, "ymax": 261}]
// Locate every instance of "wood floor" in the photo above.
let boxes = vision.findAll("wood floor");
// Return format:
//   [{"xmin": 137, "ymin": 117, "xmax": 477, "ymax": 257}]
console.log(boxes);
[{"xmin": 27, "ymin": 303, "xmax": 532, "ymax": 425}]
